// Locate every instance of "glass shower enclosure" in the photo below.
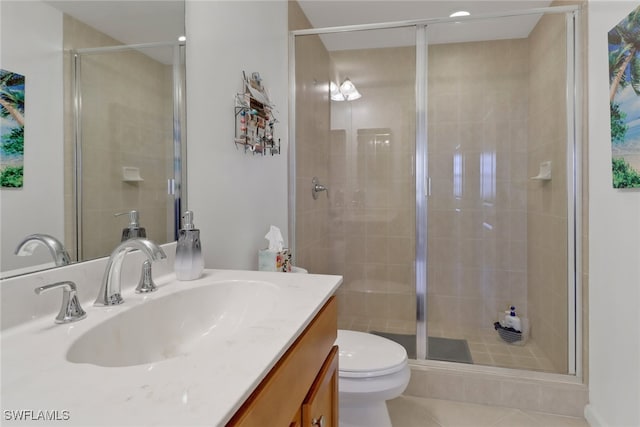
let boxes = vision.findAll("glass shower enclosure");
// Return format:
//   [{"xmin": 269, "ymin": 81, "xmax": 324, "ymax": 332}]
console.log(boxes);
[{"xmin": 290, "ymin": 5, "xmax": 581, "ymax": 375}]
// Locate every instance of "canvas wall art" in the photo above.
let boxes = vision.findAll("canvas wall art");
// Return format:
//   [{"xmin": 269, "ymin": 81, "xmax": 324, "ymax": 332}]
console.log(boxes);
[
  {"xmin": 0, "ymin": 69, "xmax": 25, "ymax": 188},
  {"xmin": 609, "ymin": 5, "xmax": 640, "ymax": 188}
]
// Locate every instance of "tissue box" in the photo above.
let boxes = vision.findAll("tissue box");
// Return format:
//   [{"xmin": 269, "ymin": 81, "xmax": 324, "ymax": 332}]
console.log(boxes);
[{"xmin": 258, "ymin": 248, "xmax": 292, "ymax": 272}]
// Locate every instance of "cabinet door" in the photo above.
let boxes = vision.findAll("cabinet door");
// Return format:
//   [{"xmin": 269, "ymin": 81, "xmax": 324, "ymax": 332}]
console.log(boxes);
[
  {"xmin": 289, "ymin": 407, "xmax": 302, "ymax": 427},
  {"xmin": 302, "ymin": 346, "xmax": 339, "ymax": 427}
]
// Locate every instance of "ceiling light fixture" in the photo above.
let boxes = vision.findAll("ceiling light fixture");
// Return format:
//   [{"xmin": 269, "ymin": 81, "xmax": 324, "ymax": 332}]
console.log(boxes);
[
  {"xmin": 330, "ymin": 78, "xmax": 361, "ymax": 102},
  {"xmin": 178, "ymin": 35, "xmax": 186, "ymax": 42},
  {"xmin": 449, "ymin": 10, "xmax": 470, "ymax": 18},
  {"xmin": 330, "ymin": 82, "xmax": 344, "ymax": 101}
]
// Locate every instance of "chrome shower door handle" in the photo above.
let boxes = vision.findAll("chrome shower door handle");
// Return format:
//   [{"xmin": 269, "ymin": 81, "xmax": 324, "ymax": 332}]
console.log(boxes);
[{"xmin": 312, "ymin": 177, "xmax": 328, "ymax": 200}]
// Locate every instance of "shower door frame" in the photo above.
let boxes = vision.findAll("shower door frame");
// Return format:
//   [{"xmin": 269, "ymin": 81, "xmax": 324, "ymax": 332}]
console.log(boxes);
[{"xmin": 289, "ymin": 4, "xmax": 582, "ymax": 377}]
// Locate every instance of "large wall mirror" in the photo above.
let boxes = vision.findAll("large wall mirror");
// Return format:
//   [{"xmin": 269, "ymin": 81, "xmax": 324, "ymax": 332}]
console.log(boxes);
[{"xmin": 0, "ymin": 1, "xmax": 186, "ymax": 278}]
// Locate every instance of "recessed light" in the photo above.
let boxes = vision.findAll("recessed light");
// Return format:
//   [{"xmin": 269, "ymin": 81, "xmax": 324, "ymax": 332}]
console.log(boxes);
[
  {"xmin": 178, "ymin": 35, "xmax": 186, "ymax": 42},
  {"xmin": 449, "ymin": 10, "xmax": 470, "ymax": 18}
]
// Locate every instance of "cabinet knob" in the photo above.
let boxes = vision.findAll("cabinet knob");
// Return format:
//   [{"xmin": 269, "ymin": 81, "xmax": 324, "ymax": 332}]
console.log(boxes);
[{"xmin": 311, "ymin": 415, "xmax": 325, "ymax": 427}]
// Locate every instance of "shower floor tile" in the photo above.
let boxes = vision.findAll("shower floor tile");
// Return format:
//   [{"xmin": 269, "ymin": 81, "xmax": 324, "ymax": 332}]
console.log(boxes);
[
  {"xmin": 425, "ymin": 321, "xmax": 559, "ymax": 373},
  {"xmin": 340, "ymin": 316, "xmax": 559, "ymax": 373},
  {"xmin": 388, "ymin": 396, "xmax": 589, "ymax": 427}
]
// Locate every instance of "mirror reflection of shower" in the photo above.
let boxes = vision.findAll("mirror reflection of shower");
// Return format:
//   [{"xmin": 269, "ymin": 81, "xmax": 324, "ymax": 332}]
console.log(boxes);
[
  {"xmin": 331, "ymin": 78, "xmax": 362, "ymax": 101},
  {"xmin": 71, "ymin": 41, "xmax": 186, "ymax": 262}
]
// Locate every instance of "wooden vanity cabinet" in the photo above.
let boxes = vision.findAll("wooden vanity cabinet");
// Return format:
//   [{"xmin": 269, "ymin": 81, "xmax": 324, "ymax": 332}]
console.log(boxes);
[{"xmin": 227, "ymin": 296, "xmax": 338, "ymax": 427}]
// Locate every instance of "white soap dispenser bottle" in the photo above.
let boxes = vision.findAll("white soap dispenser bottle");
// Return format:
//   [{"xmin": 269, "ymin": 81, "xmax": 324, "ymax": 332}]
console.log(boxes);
[
  {"xmin": 504, "ymin": 306, "xmax": 522, "ymax": 332},
  {"xmin": 115, "ymin": 210, "xmax": 147, "ymax": 241},
  {"xmin": 175, "ymin": 211, "xmax": 204, "ymax": 281}
]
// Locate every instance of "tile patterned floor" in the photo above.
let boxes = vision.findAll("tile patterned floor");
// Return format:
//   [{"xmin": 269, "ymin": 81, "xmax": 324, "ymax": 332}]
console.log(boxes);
[
  {"xmin": 387, "ymin": 396, "xmax": 589, "ymax": 427},
  {"xmin": 339, "ymin": 317, "xmax": 558, "ymax": 373},
  {"xmin": 429, "ymin": 323, "xmax": 557, "ymax": 373}
]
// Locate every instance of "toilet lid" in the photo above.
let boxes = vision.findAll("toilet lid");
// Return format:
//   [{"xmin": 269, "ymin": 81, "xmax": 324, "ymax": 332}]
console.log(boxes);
[{"xmin": 336, "ymin": 330, "xmax": 408, "ymax": 378}]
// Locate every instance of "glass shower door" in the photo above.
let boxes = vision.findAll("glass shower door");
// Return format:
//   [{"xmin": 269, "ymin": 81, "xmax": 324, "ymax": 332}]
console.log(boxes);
[
  {"xmin": 293, "ymin": 26, "xmax": 419, "ymax": 356},
  {"xmin": 425, "ymin": 12, "xmax": 575, "ymax": 373}
]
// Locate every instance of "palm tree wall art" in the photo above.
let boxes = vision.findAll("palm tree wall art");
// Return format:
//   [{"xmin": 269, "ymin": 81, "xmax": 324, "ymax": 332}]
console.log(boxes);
[
  {"xmin": 609, "ymin": 5, "xmax": 640, "ymax": 188},
  {"xmin": 0, "ymin": 69, "xmax": 25, "ymax": 188}
]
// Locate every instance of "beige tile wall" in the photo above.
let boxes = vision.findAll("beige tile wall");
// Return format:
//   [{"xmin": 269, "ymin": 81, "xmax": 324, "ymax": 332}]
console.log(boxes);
[
  {"xmin": 427, "ymin": 39, "xmax": 530, "ymax": 334},
  {"xmin": 527, "ymin": 12, "xmax": 570, "ymax": 374},
  {"xmin": 63, "ymin": 15, "xmax": 174, "ymax": 261},
  {"xmin": 291, "ymin": 3, "xmax": 417, "ymax": 329},
  {"xmin": 406, "ymin": 364, "xmax": 588, "ymax": 417},
  {"xmin": 328, "ymin": 47, "xmax": 417, "ymax": 329},
  {"xmin": 289, "ymin": 1, "xmax": 332, "ymax": 276}
]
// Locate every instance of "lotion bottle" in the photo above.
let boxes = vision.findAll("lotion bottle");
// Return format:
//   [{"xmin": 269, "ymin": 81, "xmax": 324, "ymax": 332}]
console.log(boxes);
[{"xmin": 175, "ymin": 211, "xmax": 204, "ymax": 281}]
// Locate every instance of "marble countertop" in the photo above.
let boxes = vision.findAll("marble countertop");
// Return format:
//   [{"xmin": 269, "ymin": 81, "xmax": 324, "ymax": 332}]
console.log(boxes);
[{"xmin": 1, "ymin": 269, "xmax": 342, "ymax": 426}]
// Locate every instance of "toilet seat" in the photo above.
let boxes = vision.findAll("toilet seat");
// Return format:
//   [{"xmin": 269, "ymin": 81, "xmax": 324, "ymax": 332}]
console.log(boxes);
[{"xmin": 336, "ymin": 330, "xmax": 408, "ymax": 378}]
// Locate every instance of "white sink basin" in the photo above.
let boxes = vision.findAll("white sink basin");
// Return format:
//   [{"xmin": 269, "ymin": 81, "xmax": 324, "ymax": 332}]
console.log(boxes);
[{"xmin": 66, "ymin": 280, "xmax": 279, "ymax": 367}]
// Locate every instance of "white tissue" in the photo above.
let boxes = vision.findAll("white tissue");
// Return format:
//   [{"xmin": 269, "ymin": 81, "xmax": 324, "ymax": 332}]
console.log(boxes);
[{"xmin": 265, "ymin": 225, "xmax": 284, "ymax": 252}]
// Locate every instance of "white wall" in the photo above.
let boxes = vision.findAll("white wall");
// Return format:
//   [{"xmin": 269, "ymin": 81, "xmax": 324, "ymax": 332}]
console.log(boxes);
[
  {"xmin": 0, "ymin": 1, "xmax": 64, "ymax": 273},
  {"xmin": 586, "ymin": 2, "xmax": 640, "ymax": 426},
  {"xmin": 185, "ymin": 1, "xmax": 289, "ymax": 270}
]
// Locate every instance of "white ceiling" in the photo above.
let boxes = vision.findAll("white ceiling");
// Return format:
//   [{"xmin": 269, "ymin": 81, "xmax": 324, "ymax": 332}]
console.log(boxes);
[
  {"xmin": 297, "ymin": 0, "xmax": 554, "ymax": 50},
  {"xmin": 46, "ymin": 1, "xmax": 555, "ymax": 58},
  {"xmin": 48, "ymin": 0, "xmax": 184, "ymax": 44},
  {"xmin": 46, "ymin": 1, "xmax": 184, "ymax": 63}
]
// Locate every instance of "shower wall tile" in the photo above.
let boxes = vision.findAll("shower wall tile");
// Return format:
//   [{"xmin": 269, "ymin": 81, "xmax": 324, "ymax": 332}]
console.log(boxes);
[
  {"xmin": 322, "ymin": 46, "xmax": 417, "ymax": 329},
  {"xmin": 426, "ymin": 371, "xmax": 466, "ymax": 401},
  {"xmin": 290, "ymin": 1, "xmax": 332, "ymax": 277},
  {"xmin": 527, "ymin": 11, "xmax": 569, "ymax": 374},
  {"xmin": 427, "ymin": 38, "xmax": 529, "ymax": 334},
  {"xmin": 406, "ymin": 364, "xmax": 588, "ymax": 417}
]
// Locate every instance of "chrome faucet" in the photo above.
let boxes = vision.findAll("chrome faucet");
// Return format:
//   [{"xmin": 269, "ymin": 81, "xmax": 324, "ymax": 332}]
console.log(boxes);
[
  {"xmin": 94, "ymin": 238, "xmax": 166, "ymax": 306},
  {"xmin": 15, "ymin": 234, "xmax": 71, "ymax": 267}
]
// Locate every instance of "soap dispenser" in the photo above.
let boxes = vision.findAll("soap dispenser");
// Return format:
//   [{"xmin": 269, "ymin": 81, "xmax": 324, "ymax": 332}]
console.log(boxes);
[
  {"xmin": 175, "ymin": 211, "xmax": 204, "ymax": 281},
  {"xmin": 116, "ymin": 210, "xmax": 155, "ymax": 292},
  {"xmin": 115, "ymin": 210, "xmax": 147, "ymax": 241},
  {"xmin": 504, "ymin": 306, "xmax": 522, "ymax": 332}
]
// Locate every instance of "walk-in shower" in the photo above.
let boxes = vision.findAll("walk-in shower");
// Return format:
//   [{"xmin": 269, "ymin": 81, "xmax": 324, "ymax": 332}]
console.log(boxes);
[
  {"xmin": 290, "ymin": 4, "xmax": 581, "ymax": 375},
  {"xmin": 70, "ymin": 42, "xmax": 186, "ymax": 262}
]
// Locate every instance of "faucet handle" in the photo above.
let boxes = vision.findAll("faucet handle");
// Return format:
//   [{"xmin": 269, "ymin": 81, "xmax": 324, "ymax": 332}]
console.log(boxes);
[
  {"xmin": 312, "ymin": 177, "xmax": 328, "ymax": 200},
  {"xmin": 135, "ymin": 260, "xmax": 157, "ymax": 293},
  {"xmin": 35, "ymin": 281, "xmax": 87, "ymax": 324}
]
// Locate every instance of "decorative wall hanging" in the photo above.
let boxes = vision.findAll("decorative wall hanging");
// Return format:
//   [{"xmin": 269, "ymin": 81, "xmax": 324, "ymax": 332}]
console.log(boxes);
[
  {"xmin": 0, "ymin": 69, "xmax": 25, "ymax": 188},
  {"xmin": 234, "ymin": 71, "xmax": 280, "ymax": 156},
  {"xmin": 609, "ymin": 5, "xmax": 640, "ymax": 188}
]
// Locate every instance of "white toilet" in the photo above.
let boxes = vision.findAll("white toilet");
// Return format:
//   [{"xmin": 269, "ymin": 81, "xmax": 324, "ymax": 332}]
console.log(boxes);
[{"xmin": 335, "ymin": 329, "xmax": 411, "ymax": 427}]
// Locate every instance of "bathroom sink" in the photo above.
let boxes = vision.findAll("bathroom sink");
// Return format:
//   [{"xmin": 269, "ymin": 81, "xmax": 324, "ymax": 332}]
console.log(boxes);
[{"xmin": 66, "ymin": 280, "xmax": 279, "ymax": 367}]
